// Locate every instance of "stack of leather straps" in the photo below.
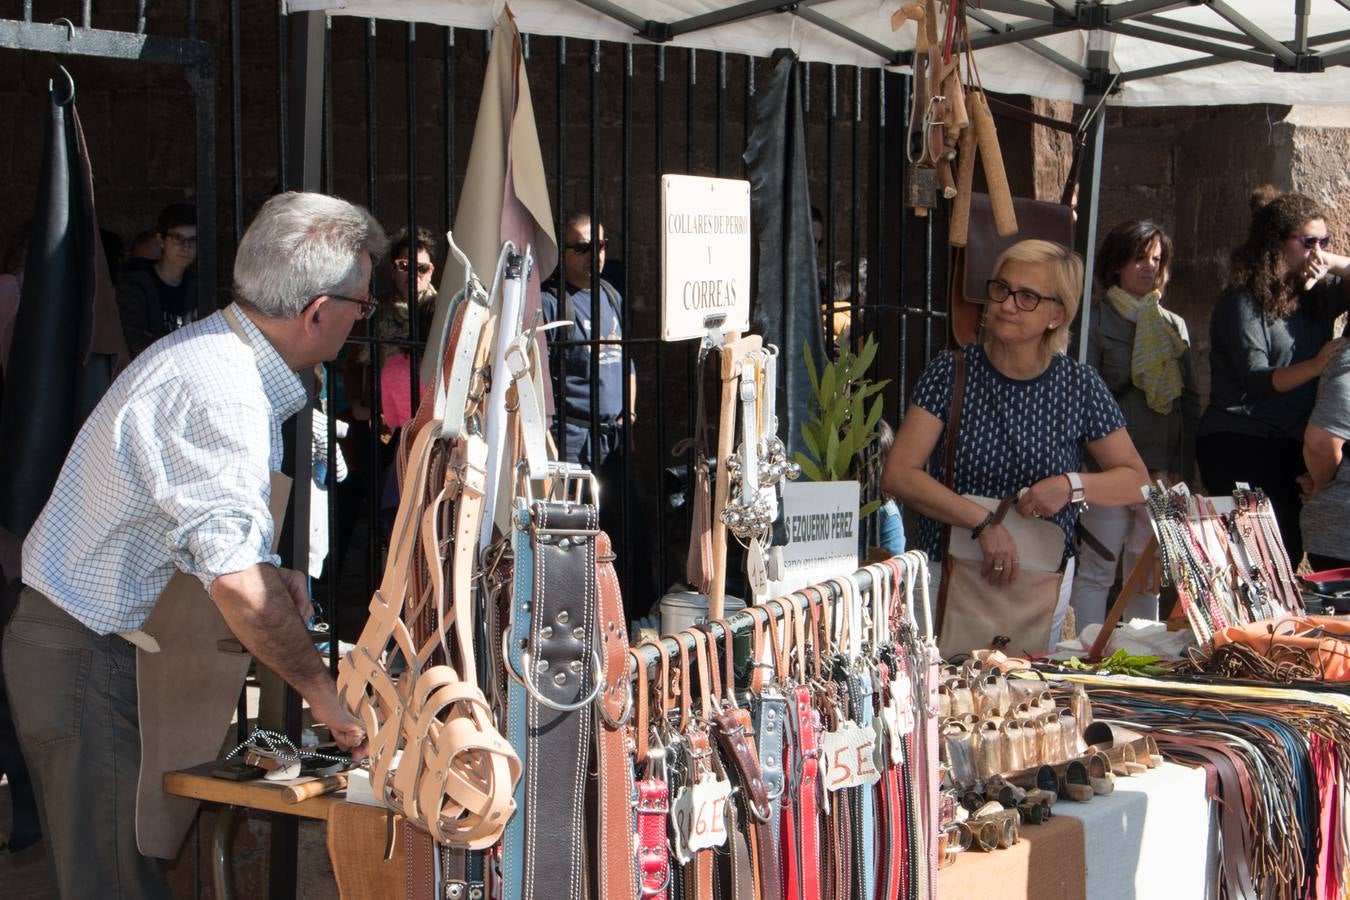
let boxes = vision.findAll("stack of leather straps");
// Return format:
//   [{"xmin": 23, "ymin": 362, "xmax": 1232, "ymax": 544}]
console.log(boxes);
[
  {"xmin": 1079, "ymin": 680, "xmax": 1350, "ymax": 900},
  {"xmin": 625, "ymin": 550, "xmax": 942, "ymax": 900}
]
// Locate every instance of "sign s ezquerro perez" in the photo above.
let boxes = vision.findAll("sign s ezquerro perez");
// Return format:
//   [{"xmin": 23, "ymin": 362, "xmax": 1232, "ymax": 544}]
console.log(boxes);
[{"xmin": 661, "ymin": 174, "xmax": 752, "ymax": 342}]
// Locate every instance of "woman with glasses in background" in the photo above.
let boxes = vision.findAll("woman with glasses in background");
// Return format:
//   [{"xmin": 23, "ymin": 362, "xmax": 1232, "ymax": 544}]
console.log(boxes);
[
  {"xmin": 883, "ymin": 240, "xmax": 1148, "ymax": 648},
  {"xmin": 1070, "ymin": 220, "xmax": 1198, "ymax": 627},
  {"xmin": 346, "ymin": 226, "xmax": 439, "ymax": 434},
  {"xmin": 1198, "ymin": 187, "xmax": 1350, "ymax": 565}
]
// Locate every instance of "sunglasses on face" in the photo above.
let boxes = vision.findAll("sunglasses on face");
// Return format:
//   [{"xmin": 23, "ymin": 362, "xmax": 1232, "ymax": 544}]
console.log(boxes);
[
  {"xmin": 393, "ymin": 259, "xmax": 432, "ymax": 275},
  {"xmin": 986, "ymin": 278, "xmax": 1058, "ymax": 312},
  {"xmin": 566, "ymin": 239, "xmax": 607, "ymax": 256},
  {"xmin": 302, "ymin": 292, "xmax": 377, "ymax": 320},
  {"xmin": 1297, "ymin": 234, "xmax": 1332, "ymax": 250}
]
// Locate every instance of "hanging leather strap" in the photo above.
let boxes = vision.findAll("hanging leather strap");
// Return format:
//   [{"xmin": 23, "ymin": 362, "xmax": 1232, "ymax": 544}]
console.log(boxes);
[
  {"xmin": 792, "ymin": 685, "xmax": 823, "ymax": 900},
  {"xmin": 636, "ymin": 776, "xmax": 671, "ymax": 900},
  {"xmin": 512, "ymin": 500, "xmax": 601, "ymax": 900},
  {"xmin": 685, "ymin": 350, "xmax": 714, "ymax": 593},
  {"xmin": 935, "ymin": 349, "xmax": 967, "ymax": 638},
  {"xmin": 596, "ymin": 531, "xmax": 639, "ymax": 900}
]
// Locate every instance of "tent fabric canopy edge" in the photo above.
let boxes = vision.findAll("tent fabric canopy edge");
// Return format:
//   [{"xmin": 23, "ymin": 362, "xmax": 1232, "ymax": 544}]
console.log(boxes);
[{"xmin": 286, "ymin": 0, "xmax": 1350, "ymax": 106}]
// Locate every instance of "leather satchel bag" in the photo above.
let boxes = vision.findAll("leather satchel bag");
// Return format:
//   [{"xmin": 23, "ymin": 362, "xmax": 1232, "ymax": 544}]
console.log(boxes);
[
  {"xmin": 935, "ymin": 351, "xmax": 1067, "ymax": 657},
  {"xmin": 949, "ymin": 96, "xmax": 1084, "ymax": 347}
]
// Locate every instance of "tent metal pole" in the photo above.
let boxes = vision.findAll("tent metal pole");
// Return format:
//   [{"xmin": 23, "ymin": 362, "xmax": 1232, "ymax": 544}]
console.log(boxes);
[
  {"xmin": 793, "ymin": 7, "xmax": 908, "ymax": 66},
  {"xmin": 669, "ymin": 0, "xmax": 832, "ymax": 39},
  {"xmin": 966, "ymin": 7, "xmax": 1088, "ymax": 78},
  {"xmin": 1135, "ymin": 13, "xmax": 1264, "ymax": 47},
  {"xmin": 1208, "ymin": 0, "xmax": 1298, "ymax": 67},
  {"xmin": 1106, "ymin": 0, "xmax": 1197, "ymax": 19},
  {"xmin": 968, "ymin": 22, "xmax": 1065, "ymax": 51},
  {"xmin": 567, "ymin": 0, "xmax": 665, "ymax": 41},
  {"xmin": 1118, "ymin": 56, "xmax": 1229, "ymax": 83},
  {"xmin": 977, "ymin": 0, "xmax": 1056, "ymax": 22},
  {"xmin": 1295, "ymin": 0, "xmax": 1310, "ymax": 55},
  {"xmin": 1107, "ymin": 22, "xmax": 1270, "ymax": 65},
  {"xmin": 1075, "ymin": 108, "xmax": 1104, "ymax": 365}
]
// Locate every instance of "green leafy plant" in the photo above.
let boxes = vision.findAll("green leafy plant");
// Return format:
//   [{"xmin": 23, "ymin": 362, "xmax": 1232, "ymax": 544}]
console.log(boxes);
[
  {"xmin": 1064, "ymin": 650, "xmax": 1169, "ymax": 677},
  {"xmin": 796, "ymin": 335, "xmax": 889, "ymax": 517}
]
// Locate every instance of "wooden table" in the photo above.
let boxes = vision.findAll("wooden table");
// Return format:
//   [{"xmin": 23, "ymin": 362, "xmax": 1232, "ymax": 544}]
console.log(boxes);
[{"xmin": 164, "ymin": 762, "xmax": 347, "ymax": 898}]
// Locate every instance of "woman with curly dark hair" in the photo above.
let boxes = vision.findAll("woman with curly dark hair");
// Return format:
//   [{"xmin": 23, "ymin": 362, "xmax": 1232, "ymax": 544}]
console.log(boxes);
[{"xmin": 1198, "ymin": 188, "xmax": 1350, "ymax": 563}]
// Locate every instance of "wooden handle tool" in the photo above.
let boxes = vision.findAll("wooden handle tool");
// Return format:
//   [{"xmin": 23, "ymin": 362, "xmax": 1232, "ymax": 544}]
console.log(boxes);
[
  {"xmin": 969, "ymin": 89, "xmax": 1019, "ymax": 237},
  {"xmin": 283, "ymin": 773, "xmax": 348, "ymax": 804}
]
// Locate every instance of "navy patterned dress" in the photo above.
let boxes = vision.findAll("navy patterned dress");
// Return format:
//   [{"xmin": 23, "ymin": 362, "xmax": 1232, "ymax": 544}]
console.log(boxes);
[{"xmin": 910, "ymin": 343, "xmax": 1127, "ymax": 565}]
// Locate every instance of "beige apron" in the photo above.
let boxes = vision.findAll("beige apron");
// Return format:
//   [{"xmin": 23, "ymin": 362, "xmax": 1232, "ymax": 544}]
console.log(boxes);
[{"xmin": 133, "ymin": 305, "xmax": 296, "ymax": 858}]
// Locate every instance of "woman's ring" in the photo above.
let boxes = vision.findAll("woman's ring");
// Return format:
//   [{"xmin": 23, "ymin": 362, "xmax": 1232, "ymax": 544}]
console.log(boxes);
[{"xmin": 993, "ymin": 563, "xmax": 1005, "ymax": 573}]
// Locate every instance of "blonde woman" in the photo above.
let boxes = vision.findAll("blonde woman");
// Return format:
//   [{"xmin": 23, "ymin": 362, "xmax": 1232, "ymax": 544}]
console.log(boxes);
[{"xmin": 882, "ymin": 240, "xmax": 1148, "ymax": 648}]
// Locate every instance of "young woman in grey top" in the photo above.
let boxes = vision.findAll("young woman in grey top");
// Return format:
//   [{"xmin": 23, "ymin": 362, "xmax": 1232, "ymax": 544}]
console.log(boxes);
[
  {"xmin": 1071, "ymin": 220, "xmax": 1199, "ymax": 626},
  {"xmin": 1197, "ymin": 189, "xmax": 1350, "ymax": 565}
]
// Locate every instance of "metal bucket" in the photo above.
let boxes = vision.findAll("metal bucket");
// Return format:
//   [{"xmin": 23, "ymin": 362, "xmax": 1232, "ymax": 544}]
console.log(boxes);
[{"xmin": 659, "ymin": 591, "xmax": 746, "ymax": 636}]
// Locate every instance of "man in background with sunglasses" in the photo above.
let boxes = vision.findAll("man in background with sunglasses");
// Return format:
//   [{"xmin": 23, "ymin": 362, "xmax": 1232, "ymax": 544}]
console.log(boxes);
[
  {"xmin": 5, "ymin": 192, "xmax": 381, "ymax": 898},
  {"xmin": 541, "ymin": 212, "xmax": 637, "ymax": 471},
  {"xmin": 116, "ymin": 202, "xmax": 199, "ymax": 358}
]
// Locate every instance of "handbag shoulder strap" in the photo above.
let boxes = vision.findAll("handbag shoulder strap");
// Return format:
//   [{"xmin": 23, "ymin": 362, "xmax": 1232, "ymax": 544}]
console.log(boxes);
[
  {"xmin": 943, "ymin": 348, "xmax": 967, "ymax": 491},
  {"xmin": 936, "ymin": 348, "xmax": 966, "ymax": 638}
]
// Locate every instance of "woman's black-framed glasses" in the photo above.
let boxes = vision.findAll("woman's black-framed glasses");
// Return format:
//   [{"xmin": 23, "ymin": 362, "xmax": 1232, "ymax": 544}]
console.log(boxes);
[
  {"xmin": 986, "ymin": 279, "xmax": 1058, "ymax": 312},
  {"xmin": 393, "ymin": 259, "xmax": 433, "ymax": 275},
  {"xmin": 1298, "ymin": 234, "xmax": 1332, "ymax": 250},
  {"xmin": 302, "ymin": 292, "xmax": 377, "ymax": 320}
]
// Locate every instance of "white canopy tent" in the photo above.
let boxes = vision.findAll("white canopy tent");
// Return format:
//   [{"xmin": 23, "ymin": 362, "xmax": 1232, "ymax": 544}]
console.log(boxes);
[
  {"xmin": 284, "ymin": 0, "xmax": 1350, "ymax": 360},
  {"xmin": 288, "ymin": 0, "xmax": 1350, "ymax": 107}
]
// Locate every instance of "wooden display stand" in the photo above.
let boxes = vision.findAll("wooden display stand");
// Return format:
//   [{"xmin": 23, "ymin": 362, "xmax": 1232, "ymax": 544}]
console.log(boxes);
[
  {"xmin": 708, "ymin": 332, "xmax": 762, "ymax": 621},
  {"xmin": 1087, "ymin": 537, "xmax": 1159, "ymax": 661}
]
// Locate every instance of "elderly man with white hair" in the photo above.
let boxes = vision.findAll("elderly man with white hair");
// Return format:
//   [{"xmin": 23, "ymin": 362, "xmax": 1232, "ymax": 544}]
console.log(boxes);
[{"xmin": 5, "ymin": 191, "xmax": 384, "ymax": 899}]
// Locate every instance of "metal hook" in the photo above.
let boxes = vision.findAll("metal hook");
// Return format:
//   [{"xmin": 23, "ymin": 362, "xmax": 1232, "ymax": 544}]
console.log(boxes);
[
  {"xmin": 50, "ymin": 64, "xmax": 75, "ymax": 106},
  {"xmin": 52, "ymin": 17, "xmax": 75, "ymax": 40}
]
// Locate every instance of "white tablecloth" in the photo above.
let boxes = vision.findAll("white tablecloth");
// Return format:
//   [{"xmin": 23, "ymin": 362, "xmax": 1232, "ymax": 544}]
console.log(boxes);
[{"xmin": 1054, "ymin": 760, "xmax": 1216, "ymax": 900}]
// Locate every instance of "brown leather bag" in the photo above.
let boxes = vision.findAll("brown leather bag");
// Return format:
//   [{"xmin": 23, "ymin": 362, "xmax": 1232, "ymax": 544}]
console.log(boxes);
[
  {"xmin": 935, "ymin": 351, "xmax": 1066, "ymax": 657},
  {"xmin": 950, "ymin": 196, "xmax": 1075, "ymax": 347},
  {"xmin": 949, "ymin": 97, "xmax": 1085, "ymax": 347}
]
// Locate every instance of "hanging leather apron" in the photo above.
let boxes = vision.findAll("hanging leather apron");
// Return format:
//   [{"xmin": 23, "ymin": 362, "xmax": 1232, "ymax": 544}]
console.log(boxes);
[{"xmin": 134, "ymin": 304, "xmax": 293, "ymax": 858}]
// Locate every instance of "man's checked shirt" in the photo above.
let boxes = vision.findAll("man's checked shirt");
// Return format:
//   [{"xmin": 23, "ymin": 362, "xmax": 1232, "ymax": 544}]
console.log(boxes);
[{"xmin": 22, "ymin": 304, "xmax": 307, "ymax": 634}]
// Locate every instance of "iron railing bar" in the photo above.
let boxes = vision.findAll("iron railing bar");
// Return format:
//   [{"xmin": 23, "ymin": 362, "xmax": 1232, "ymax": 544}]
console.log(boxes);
[
  {"xmin": 621, "ymin": 41, "xmax": 634, "ymax": 596},
  {"xmin": 654, "ymin": 44, "xmax": 668, "ymax": 594},
  {"xmin": 406, "ymin": 21, "xmax": 421, "ymax": 405},
  {"xmin": 445, "ymin": 27, "xmax": 456, "ymax": 230}
]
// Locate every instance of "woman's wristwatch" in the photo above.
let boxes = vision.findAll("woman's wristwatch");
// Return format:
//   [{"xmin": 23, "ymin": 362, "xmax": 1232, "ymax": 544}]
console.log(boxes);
[{"xmin": 1065, "ymin": 472, "xmax": 1087, "ymax": 508}]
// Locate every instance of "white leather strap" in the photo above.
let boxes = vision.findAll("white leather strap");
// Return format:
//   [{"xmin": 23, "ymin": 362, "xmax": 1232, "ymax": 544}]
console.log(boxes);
[
  {"xmin": 481, "ymin": 244, "xmax": 529, "ymax": 549},
  {"xmin": 505, "ymin": 332, "xmax": 554, "ymax": 482}
]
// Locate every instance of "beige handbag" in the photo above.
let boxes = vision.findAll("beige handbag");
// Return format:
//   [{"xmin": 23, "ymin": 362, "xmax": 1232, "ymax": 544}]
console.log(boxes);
[{"xmin": 935, "ymin": 351, "xmax": 1067, "ymax": 658}]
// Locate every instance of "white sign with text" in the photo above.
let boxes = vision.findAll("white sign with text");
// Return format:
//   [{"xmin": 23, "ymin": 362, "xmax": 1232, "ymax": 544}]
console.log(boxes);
[
  {"xmin": 768, "ymin": 480, "xmax": 860, "ymax": 596},
  {"xmin": 660, "ymin": 174, "xmax": 752, "ymax": 341}
]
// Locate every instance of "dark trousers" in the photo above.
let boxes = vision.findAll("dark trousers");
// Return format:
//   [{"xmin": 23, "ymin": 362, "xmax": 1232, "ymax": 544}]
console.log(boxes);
[
  {"xmin": 3, "ymin": 588, "xmax": 170, "ymax": 899},
  {"xmin": 1197, "ymin": 432, "xmax": 1306, "ymax": 565}
]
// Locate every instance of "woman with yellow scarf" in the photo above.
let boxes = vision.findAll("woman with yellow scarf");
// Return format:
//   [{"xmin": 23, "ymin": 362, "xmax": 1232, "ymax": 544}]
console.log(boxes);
[{"xmin": 1070, "ymin": 220, "xmax": 1199, "ymax": 627}]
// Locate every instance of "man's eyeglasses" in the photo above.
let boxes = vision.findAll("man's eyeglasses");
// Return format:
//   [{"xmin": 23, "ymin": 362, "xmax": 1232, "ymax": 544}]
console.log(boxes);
[
  {"xmin": 987, "ymin": 279, "xmax": 1058, "ymax": 312},
  {"xmin": 163, "ymin": 231, "xmax": 197, "ymax": 249},
  {"xmin": 566, "ymin": 239, "xmax": 608, "ymax": 256},
  {"xmin": 393, "ymin": 259, "xmax": 433, "ymax": 275},
  {"xmin": 302, "ymin": 292, "xmax": 377, "ymax": 320},
  {"xmin": 1298, "ymin": 234, "xmax": 1332, "ymax": 250}
]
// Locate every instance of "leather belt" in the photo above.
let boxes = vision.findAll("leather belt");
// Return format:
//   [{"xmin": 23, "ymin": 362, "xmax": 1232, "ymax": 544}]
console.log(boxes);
[
  {"xmin": 505, "ymin": 499, "xmax": 601, "ymax": 900},
  {"xmin": 790, "ymin": 684, "xmax": 822, "ymax": 900},
  {"xmin": 595, "ymin": 531, "xmax": 638, "ymax": 900}
]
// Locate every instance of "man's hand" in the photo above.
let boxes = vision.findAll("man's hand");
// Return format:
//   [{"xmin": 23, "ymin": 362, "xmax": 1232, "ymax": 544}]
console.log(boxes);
[
  {"xmin": 276, "ymin": 566, "xmax": 314, "ymax": 623},
  {"xmin": 310, "ymin": 694, "xmax": 369, "ymax": 761}
]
